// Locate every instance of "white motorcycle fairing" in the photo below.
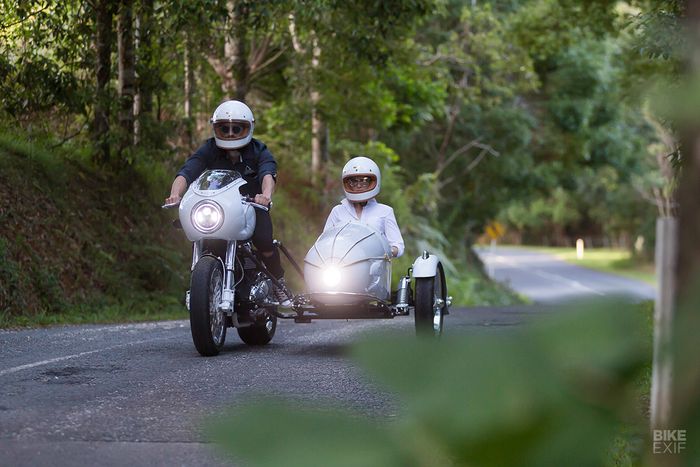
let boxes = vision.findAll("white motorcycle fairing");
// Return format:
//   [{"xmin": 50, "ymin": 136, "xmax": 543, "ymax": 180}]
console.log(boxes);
[
  {"xmin": 303, "ymin": 222, "xmax": 392, "ymax": 305},
  {"xmin": 178, "ymin": 170, "xmax": 256, "ymax": 242}
]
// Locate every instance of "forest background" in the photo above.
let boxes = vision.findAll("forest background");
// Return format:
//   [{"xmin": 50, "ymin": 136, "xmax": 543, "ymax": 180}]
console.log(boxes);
[{"xmin": 0, "ymin": 0, "xmax": 683, "ymax": 324}]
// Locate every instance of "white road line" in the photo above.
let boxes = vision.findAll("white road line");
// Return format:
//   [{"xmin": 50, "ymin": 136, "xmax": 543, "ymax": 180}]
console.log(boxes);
[
  {"xmin": 531, "ymin": 269, "xmax": 606, "ymax": 296},
  {"xmin": 489, "ymin": 255, "xmax": 606, "ymax": 296},
  {"xmin": 0, "ymin": 336, "xmax": 177, "ymax": 377}
]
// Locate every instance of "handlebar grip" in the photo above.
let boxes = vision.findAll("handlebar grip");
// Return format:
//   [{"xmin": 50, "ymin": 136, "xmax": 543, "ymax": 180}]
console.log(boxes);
[
  {"xmin": 247, "ymin": 202, "xmax": 269, "ymax": 212},
  {"xmin": 243, "ymin": 196, "xmax": 271, "ymax": 212}
]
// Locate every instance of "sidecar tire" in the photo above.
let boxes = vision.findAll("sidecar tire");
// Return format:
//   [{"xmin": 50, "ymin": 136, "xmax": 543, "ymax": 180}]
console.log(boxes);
[
  {"xmin": 414, "ymin": 265, "xmax": 445, "ymax": 336},
  {"xmin": 190, "ymin": 256, "xmax": 227, "ymax": 356},
  {"xmin": 238, "ymin": 312, "xmax": 277, "ymax": 345}
]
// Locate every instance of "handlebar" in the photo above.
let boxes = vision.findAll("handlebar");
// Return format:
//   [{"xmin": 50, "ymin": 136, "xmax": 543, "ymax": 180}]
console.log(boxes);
[
  {"xmin": 161, "ymin": 197, "xmax": 271, "ymax": 211},
  {"xmin": 243, "ymin": 196, "xmax": 272, "ymax": 212}
]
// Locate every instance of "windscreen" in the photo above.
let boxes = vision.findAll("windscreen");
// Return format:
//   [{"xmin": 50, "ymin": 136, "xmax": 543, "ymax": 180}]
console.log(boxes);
[{"xmin": 194, "ymin": 170, "xmax": 241, "ymax": 191}]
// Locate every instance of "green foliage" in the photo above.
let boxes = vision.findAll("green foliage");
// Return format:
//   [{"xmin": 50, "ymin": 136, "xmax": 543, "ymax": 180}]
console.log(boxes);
[
  {"xmin": 0, "ymin": 129, "xmax": 192, "ymax": 324},
  {"xmin": 210, "ymin": 300, "xmax": 652, "ymax": 466},
  {"xmin": 0, "ymin": 0, "xmax": 684, "ymax": 316}
]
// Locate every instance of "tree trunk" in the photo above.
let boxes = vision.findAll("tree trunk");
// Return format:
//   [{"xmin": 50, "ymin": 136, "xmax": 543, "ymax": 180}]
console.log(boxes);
[
  {"xmin": 226, "ymin": 0, "xmax": 249, "ymax": 99},
  {"xmin": 93, "ymin": 0, "xmax": 113, "ymax": 165},
  {"xmin": 206, "ymin": 1, "xmax": 249, "ymax": 100},
  {"xmin": 310, "ymin": 35, "xmax": 322, "ymax": 184},
  {"xmin": 138, "ymin": 0, "xmax": 153, "ymax": 115},
  {"xmin": 133, "ymin": 14, "xmax": 141, "ymax": 145},
  {"xmin": 677, "ymin": 5, "xmax": 700, "ymax": 317},
  {"xmin": 184, "ymin": 32, "xmax": 194, "ymax": 147},
  {"xmin": 118, "ymin": 0, "xmax": 135, "ymax": 153},
  {"xmin": 666, "ymin": 0, "xmax": 700, "ymax": 446},
  {"xmin": 133, "ymin": 0, "xmax": 153, "ymax": 146},
  {"xmin": 676, "ymin": 134, "xmax": 700, "ymax": 301}
]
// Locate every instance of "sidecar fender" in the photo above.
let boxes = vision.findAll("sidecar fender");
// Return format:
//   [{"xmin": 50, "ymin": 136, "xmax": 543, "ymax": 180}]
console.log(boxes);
[{"xmin": 412, "ymin": 253, "xmax": 440, "ymax": 278}]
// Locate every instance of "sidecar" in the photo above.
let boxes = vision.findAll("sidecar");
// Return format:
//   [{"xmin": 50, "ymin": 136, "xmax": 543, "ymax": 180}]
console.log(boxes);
[{"xmin": 287, "ymin": 221, "xmax": 449, "ymax": 335}]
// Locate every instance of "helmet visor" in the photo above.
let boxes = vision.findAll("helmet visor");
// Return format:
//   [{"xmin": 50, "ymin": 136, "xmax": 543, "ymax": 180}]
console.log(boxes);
[
  {"xmin": 213, "ymin": 120, "xmax": 251, "ymax": 141},
  {"xmin": 343, "ymin": 174, "xmax": 377, "ymax": 194}
]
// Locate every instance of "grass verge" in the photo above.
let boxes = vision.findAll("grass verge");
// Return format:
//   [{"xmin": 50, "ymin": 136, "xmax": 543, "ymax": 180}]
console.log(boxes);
[{"xmin": 0, "ymin": 293, "xmax": 188, "ymax": 328}]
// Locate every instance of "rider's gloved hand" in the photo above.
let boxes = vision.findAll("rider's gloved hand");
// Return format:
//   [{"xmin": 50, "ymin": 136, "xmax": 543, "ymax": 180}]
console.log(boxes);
[{"xmin": 254, "ymin": 194, "xmax": 271, "ymax": 206}]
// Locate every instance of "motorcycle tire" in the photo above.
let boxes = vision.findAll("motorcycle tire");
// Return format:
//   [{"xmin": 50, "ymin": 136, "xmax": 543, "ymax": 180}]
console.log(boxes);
[
  {"xmin": 237, "ymin": 311, "xmax": 277, "ymax": 345},
  {"xmin": 190, "ymin": 256, "xmax": 227, "ymax": 356},
  {"xmin": 414, "ymin": 264, "xmax": 445, "ymax": 337}
]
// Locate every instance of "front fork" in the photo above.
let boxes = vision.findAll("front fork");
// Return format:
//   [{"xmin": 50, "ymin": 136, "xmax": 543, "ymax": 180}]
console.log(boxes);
[
  {"xmin": 187, "ymin": 241, "xmax": 237, "ymax": 316},
  {"xmin": 220, "ymin": 241, "xmax": 237, "ymax": 314}
]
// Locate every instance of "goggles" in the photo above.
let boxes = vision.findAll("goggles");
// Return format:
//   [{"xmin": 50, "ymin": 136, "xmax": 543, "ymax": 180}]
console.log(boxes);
[
  {"xmin": 213, "ymin": 120, "xmax": 251, "ymax": 140},
  {"xmin": 343, "ymin": 175, "xmax": 377, "ymax": 193}
]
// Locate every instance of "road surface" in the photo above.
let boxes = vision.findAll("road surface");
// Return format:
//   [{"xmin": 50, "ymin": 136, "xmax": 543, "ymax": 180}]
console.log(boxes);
[
  {"xmin": 0, "ymin": 306, "xmax": 542, "ymax": 467},
  {"xmin": 476, "ymin": 245, "xmax": 656, "ymax": 304}
]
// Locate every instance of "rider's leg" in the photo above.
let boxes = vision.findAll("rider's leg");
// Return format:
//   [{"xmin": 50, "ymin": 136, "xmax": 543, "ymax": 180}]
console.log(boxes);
[{"xmin": 252, "ymin": 209, "xmax": 284, "ymax": 279}]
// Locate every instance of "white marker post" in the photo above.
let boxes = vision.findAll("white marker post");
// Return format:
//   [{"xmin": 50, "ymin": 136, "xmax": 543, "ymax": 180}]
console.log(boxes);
[{"xmin": 576, "ymin": 238, "xmax": 585, "ymax": 260}]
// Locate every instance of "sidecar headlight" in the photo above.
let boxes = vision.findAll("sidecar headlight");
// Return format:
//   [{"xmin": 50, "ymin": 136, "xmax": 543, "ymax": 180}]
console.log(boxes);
[
  {"xmin": 192, "ymin": 200, "xmax": 224, "ymax": 233},
  {"xmin": 323, "ymin": 265, "xmax": 341, "ymax": 287}
]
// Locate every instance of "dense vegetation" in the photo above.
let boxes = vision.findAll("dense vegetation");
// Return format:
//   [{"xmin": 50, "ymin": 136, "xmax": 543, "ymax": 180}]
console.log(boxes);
[{"xmin": 0, "ymin": 0, "xmax": 682, "ymax": 322}]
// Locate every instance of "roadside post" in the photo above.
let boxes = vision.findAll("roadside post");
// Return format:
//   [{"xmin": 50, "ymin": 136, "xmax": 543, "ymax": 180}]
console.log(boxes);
[
  {"xmin": 651, "ymin": 216, "xmax": 677, "ymax": 430},
  {"xmin": 485, "ymin": 222, "xmax": 505, "ymax": 277},
  {"xmin": 576, "ymin": 238, "xmax": 584, "ymax": 260}
]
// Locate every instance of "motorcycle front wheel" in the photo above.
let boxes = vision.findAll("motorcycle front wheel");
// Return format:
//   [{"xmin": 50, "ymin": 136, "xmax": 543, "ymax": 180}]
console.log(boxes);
[
  {"xmin": 414, "ymin": 264, "xmax": 446, "ymax": 337},
  {"xmin": 190, "ymin": 256, "xmax": 227, "ymax": 356}
]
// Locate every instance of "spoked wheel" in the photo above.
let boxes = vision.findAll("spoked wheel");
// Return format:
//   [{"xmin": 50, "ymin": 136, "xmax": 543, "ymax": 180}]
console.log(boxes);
[
  {"xmin": 238, "ymin": 310, "xmax": 277, "ymax": 345},
  {"xmin": 414, "ymin": 264, "xmax": 446, "ymax": 336},
  {"xmin": 190, "ymin": 256, "xmax": 227, "ymax": 356}
]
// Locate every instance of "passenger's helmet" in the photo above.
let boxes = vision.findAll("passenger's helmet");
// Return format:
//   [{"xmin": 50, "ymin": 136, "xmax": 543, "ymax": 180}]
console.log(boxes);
[
  {"xmin": 210, "ymin": 100, "xmax": 255, "ymax": 149},
  {"xmin": 341, "ymin": 156, "xmax": 381, "ymax": 202}
]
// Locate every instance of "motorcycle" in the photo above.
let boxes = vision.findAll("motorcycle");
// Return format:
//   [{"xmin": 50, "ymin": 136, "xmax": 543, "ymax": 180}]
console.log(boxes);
[{"xmin": 165, "ymin": 169, "xmax": 450, "ymax": 357}]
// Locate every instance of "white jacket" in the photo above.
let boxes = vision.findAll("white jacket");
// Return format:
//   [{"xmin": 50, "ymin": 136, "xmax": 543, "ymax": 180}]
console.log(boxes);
[{"xmin": 323, "ymin": 198, "xmax": 405, "ymax": 257}]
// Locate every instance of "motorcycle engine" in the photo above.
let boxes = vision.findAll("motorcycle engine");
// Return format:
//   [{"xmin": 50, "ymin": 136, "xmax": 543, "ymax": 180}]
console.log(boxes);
[{"xmin": 248, "ymin": 273, "xmax": 273, "ymax": 303}]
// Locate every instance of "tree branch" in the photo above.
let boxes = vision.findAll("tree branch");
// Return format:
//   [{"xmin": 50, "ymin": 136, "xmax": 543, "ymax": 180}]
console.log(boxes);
[
  {"xmin": 249, "ymin": 46, "xmax": 287, "ymax": 79},
  {"xmin": 0, "ymin": 4, "xmax": 51, "ymax": 30},
  {"xmin": 288, "ymin": 12, "xmax": 306, "ymax": 54}
]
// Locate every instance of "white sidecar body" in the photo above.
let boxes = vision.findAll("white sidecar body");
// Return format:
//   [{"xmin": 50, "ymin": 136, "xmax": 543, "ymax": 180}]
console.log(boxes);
[{"xmin": 303, "ymin": 222, "xmax": 392, "ymax": 306}]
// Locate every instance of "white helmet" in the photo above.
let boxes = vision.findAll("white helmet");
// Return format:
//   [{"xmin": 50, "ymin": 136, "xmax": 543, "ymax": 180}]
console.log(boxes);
[
  {"xmin": 341, "ymin": 156, "xmax": 381, "ymax": 202},
  {"xmin": 210, "ymin": 100, "xmax": 255, "ymax": 149}
]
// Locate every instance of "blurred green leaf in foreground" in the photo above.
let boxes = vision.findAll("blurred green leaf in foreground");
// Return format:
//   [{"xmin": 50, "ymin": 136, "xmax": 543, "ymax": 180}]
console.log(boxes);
[{"xmin": 209, "ymin": 302, "xmax": 656, "ymax": 467}]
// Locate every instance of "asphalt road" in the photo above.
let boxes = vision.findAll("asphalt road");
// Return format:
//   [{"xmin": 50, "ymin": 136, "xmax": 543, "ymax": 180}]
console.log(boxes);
[
  {"xmin": 475, "ymin": 245, "xmax": 656, "ymax": 304},
  {"xmin": 0, "ymin": 306, "xmax": 542, "ymax": 467}
]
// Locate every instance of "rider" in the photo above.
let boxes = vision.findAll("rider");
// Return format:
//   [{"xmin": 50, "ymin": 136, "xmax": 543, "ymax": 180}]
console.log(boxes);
[
  {"xmin": 165, "ymin": 99, "xmax": 291, "ymax": 306},
  {"xmin": 323, "ymin": 156, "xmax": 405, "ymax": 258}
]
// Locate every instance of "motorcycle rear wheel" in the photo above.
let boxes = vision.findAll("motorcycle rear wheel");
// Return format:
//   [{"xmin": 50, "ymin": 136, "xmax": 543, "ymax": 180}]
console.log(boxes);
[
  {"xmin": 238, "ymin": 311, "xmax": 277, "ymax": 345},
  {"xmin": 190, "ymin": 256, "xmax": 227, "ymax": 356}
]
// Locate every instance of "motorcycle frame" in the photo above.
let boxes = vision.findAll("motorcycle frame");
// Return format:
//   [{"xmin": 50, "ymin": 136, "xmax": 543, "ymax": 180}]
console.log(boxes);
[{"xmin": 190, "ymin": 238, "xmax": 289, "ymax": 322}]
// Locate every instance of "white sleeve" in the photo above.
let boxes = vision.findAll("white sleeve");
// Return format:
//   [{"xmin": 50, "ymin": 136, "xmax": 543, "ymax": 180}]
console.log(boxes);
[
  {"xmin": 385, "ymin": 207, "xmax": 405, "ymax": 257},
  {"xmin": 323, "ymin": 206, "xmax": 340, "ymax": 233}
]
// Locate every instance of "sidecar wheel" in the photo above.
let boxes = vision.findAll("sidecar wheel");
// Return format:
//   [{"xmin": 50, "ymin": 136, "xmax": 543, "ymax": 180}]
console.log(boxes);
[
  {"xmin": 414, "ymin": 264, "xmax": 446, "ymax": 337},
  {"xmin": 238, "ymin": 312, "xmax": 277, "ymax": 346},
  {"xmin": 190, "ymin": 256, "xmax": 227, "ymax": 356}
]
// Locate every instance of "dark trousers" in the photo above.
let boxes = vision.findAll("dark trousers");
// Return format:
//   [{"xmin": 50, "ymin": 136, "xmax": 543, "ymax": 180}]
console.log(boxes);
[{"xmin": 252, "ymin": 208, "xmax": 284, "ymax": 279}]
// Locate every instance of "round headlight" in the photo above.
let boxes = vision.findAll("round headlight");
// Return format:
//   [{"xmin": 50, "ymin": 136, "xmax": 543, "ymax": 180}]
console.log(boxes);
[
  {"xmin": 323, "ymin": 266, "xmax": 341, "ymax": 287},
  {"xmin": 191, "ymin": 200, "xmax": 224, "ymax": 233}
]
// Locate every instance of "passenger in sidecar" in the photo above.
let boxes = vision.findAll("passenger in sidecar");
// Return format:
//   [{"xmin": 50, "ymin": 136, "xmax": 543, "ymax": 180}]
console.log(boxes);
[{"xmin": 289, "ymin": 157, "xmax": 449, "ymax": 335}]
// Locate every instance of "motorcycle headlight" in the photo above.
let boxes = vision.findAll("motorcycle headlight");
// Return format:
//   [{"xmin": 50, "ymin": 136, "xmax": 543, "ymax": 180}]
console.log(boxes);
[
  {"xmin": 322, "ymin": 265, "xmax": 341, "ymax": 287},
  {"xmin": 191, "ymin": 200, "xmax": 224, "ymax": 233}
]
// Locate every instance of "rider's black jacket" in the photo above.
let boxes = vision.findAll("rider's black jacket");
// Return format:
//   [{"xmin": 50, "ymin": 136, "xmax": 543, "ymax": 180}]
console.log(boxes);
[{"xmin": 176, "ymin": 137, "xmax": 277, "ymax": 197}]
